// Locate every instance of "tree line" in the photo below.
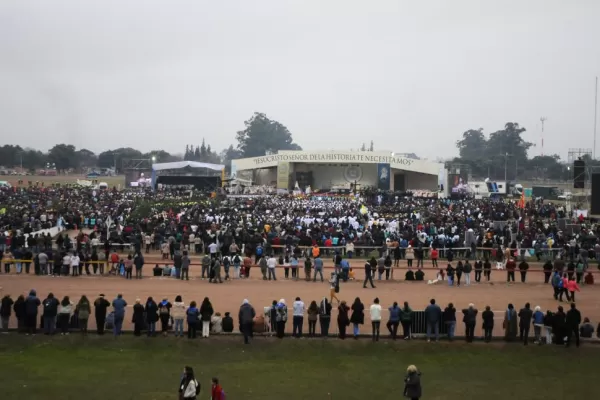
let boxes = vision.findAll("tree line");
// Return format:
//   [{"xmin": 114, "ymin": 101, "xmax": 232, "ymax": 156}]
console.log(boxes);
[
  {"xmin": 451, "ymin": 122, "xmax": 596, "ymax": 182},
  {"xmin": 0, "ymin": 112, "xmax": 302, "ymax": 174}
]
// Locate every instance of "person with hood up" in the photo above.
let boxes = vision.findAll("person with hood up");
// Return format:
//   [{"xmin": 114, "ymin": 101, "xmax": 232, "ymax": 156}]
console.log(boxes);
[
  {"xmin": 186, "ymin": 301, "xmax": 200, "ymax": 339},
  {"xmin": 403, "ymin": 364, "xmax": 422, "ymax": 400},
  {"xmin": 42, "ymin": 292, "xmax": 59, "ymax": 335},
  {"xmin": 171, "ymin": 295, "xmax": 186, "ymax": 337},
  {"xmin": 503, "ymin": 303, "xmax": 518, "ymax": 341},
  {"xmin": 145, "ymin": 297, "xmax": 159, "ymax": 337},
  {"xmin": 1, "ymin": 293, "xmax": 14, "ymax": 333},
  {"xmin": 200, "ymin": 297, "xmax": 214, "ymax": 338},
  {"xmin": 239, "ymin": 299, "xmax": 256, "ymax": 344},
  {"xmin": 94, "ymin": 294, "xmax": 110, "ymax": 335}
]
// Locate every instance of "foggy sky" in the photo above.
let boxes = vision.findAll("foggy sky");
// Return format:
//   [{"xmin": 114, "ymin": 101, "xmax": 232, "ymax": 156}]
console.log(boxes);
[{"xmin": 1, "ymin": 0, "xmax": 599, "ymax": 160}]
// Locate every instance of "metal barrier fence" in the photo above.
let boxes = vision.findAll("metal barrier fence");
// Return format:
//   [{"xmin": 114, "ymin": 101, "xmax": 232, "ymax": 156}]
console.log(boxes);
[{"xmin": 259, "ymin": 307, "xmax": 506, "ymax": 336}]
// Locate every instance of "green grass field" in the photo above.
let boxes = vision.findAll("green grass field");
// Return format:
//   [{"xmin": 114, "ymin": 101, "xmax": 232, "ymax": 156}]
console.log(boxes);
[{"xmin": 0, "ymin": 335, "xmax": 595, "ymax": 399}]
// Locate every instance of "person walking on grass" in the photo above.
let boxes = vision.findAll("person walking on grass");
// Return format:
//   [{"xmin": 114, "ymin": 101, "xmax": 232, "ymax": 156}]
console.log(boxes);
[
  {"xmin": 76, "ymin": 295, "xmax": 91, "ymax": 335},
  {"xmin": 186, "ymin": 301, "xmax": 199, "ymax": 339},
  {"xmin": 403, "ymin": 365, "xmax": 422, "ymax": 400},
  {"xmin": 179, "ymin": 366, "xmax": 200, "ymax": 400},
  {"xmin": 200, "ymin": 297, "xmax": 214, "ymax": 338},
  {"xmin": 94, "ymin": 294, "xmax": 110, "ymax": 335},
  {"xmin": 370, "ymin": 297, "xmax": 382, "ymax": 342},
  {"xmin": 211, "ymin": 377, "xmax": 224, "ymax": 400},
  {"xmin": 239, "ymin": 299, "xmax": 256, "ymax": 344}
]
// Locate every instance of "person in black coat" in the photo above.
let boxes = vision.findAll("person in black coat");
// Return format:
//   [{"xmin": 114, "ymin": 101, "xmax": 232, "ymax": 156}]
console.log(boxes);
[
  {"xmin": 132, "ymin": 299, "xmax": 145, "ymax": 336},
  {"xmin": 363, "ymin": 261, "xmax": 375, "ymax": 288},
  {"xmin": 350, "ymin": 297, "xmax": 364, "ymax": 339},
  {"xmin": 403, "ymin": 365, "xmax": 422, "ymax": 400},
  {"xmin": 145, "ymin": 297, "xmax": 159, "ymax": 336},
  {"xmin": 455, "ymin": 261, "xmax": 464, "ymax": 286},
  {"xmin": 481, "ymin": 306, "xmax": 494, "ymax": 342},
  {"xmin": 0, "ymin": 294, "xmax": 14, "ymax": 333},
  {"xmin": 13, "ymin": 295, "xmax": 26, "ymax": 333},
  {"xmin": 552, "ymin": 306, "xmax": 566, "ymax": 345},
  {"xmin": 518, "ymin": 303, "xmax": 533, "ymax": 345},
  {"xmin": 222, "ymin": 312, "xmax": 234, "ymax": 333},
  {"xmin": 565, "ymin": 303, "xmax": 582, "ymax": 347},
  {"xmin": 443, "ymin": 303, "xmax": 456, "ymax": 341},
  {"xmin": 94, "ymin": 294, "xmax": 110, "ymax": 335},
  {"xmin": 462, "ymin": 304, "xmax": 478, "ymax": 343}
]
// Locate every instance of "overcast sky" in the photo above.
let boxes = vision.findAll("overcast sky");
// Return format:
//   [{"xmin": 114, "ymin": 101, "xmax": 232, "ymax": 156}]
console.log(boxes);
[{"xmin": 1, "ymin": 0, "xmax": 599, "ymax": 160}]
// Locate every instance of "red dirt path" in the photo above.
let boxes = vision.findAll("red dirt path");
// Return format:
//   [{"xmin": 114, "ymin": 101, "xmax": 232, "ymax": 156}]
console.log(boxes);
[{"xmin": 1, "ymin": 263, "xmax": 599, "ymax": 337}]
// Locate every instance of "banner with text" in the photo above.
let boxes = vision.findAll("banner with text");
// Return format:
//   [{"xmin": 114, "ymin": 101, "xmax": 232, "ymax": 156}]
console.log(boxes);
[{"xmin": 277, "ymin": 161, "xmax": 290, "ymax": 190}]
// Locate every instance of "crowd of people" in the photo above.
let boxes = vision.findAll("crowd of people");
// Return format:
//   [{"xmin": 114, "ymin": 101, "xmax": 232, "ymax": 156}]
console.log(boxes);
[{"xmin": 1, "ymin": 289, "xmax": 597, "ymax": 346}]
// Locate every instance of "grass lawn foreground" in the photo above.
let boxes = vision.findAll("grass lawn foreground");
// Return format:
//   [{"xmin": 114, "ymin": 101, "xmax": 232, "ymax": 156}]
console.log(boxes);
[{"xmin": 0, "ymin": 335, "xmax": 595, "ymax": 399}]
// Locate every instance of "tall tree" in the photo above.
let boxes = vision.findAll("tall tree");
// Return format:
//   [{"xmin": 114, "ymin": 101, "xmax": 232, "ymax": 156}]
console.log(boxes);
[
  {"xmin": 194, "ymin": 146, "xmax": 200, "ymax": 161},
  {"xmin": 456, "ymin": 128, "xmax": 487, "ymax": 160},
  {"xmin": 48, "ymin": 144, "xmax": 76, "ymax": 171},
  {"xmin": 236, "ymin": 112, "xmax": 302, "ymax": 158},
  {"xmin": 75, "ymin": 148, "xmax": 97, "ymax": 169}
]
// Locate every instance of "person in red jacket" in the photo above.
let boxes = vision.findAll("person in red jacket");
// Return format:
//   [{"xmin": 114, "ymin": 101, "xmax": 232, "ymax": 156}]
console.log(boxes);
[
  {"xmin": 430, "ymin": 248, "xmax": 438, "ymax": 268},
  {"xmin": 505, "ymin": 258, "xmax": 516, "ymax": 283},
  {"xmin": 566, "ymin": 279, "xmax": 581, "ymax": 302},
  {"xmin": 211, "ymin": 377, "xmax": 224, "ymax": 400}
]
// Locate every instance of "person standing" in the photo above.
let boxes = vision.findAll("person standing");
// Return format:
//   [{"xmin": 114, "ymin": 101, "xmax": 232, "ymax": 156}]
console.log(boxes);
[
  {"xmin": 180, "ymin": 251, "xmax": 190, "ymax": 281},
  {"xmin": 77, "ymin": 295, "xmax": 91, "ymax": 335},
  {"xmin": 199, "ymin": 297, "xmax": 214, "ymax": 338},
  {"xmin": 463, "ymin": 260, "xmax": 472, "ymax": 286},
  {"xmin": 552, "ymin": 306, "xmax": 567, "ymax": 345},
  {"xmin": 258, "ymin": 256, "xmax": 268, "ymax": 281},
  {"xmin": 503, "ymin": 304, "xmax": 518, "ymax": 342},
  {"xmin": 518, "ymin": 303, "xmax": 533, "ymax": 345},
  {"xmin": 38, "ymin": 251, "xmax": 49, "ymax": 276},
  {"xmin": 186, "ymin": 301, "xmax": 200, "ymax": 339},
  {"xmin": 424, "ymin": 299, "xmax": 442, "ymax": 342},
  {"xmin": 238, "ymin": 299, "xmax": 256, "ymax": 344},
  {"xmin": 403, "ymin": 365, "xmax": 422, "ymax": 400},
  {"xmin": 132, "ymin": 299, "xmax": 145, "ymax": 336},
  {"xmin": 474, "ymin": 259, "xmax": 483, "ymax": 283},
  {"xmin": 443, "ymin": 303, "xmax": 457, "ymax": 341},
  {"xmin": 145, "ymin": 297, "xmax": 159, "ymax": 337},
  {"xmin": 210, "ymin": 257, "xmax": 223, "ymax": 284},
  {"xmin": 112, "ymin": 294, "xmax": 127, "ymax": 336},
  {"xmin": 462, "ymin": 303, "xmax": 478, "ymax": 343},
  {"xmin": 350, "ymin": 297, "xmax": 364, "ymax": 339},
  {"xmin": 57, "ymin": 296, "xmax": 73, "ymax": 335},
  {"xmin": 481, "ymin": 306, "xmax": 494, "ymax": 342},
  {"xmin": 400, "ymin": 301, "xmax": 413, "ymax": 340},
  {"xmin": 483, "ymin": 258, "xmax": 492, "ymax": 281},
  {"xmin": 0, "ymin": 294, "xmax": 14, "ymax": 333},
  {"xmin": 387, "ymin": 301, "xmax": 401, "ymax": 340},
  {"xmin": 307, "ymin": 300, "xmax": 319, "ymax": 337},
  {"xmin": 313, "ymin": 256, "xmax": 324, "ymax": 282},
  {"xmin": 172, "ymin": 295, "xmax": 186, "ymax": 337},
  {"xmin": 267, "ymin": 254, "xmax": 277, "ymax": 281},
  {"xmin": 566, "ymin": 278, "xmax": 581, "ymax": 302},
  {"xmin": 275, "ymin": 299, "xmax": 288, "ymax": 339},
  {"xmin": 94, "ymin": 294, "xmax": 110, "ymax": 335},
  {"xmin": 532, "ymin": 306, "xmax": 544, "ymax": 344},
  {"xmin": 565, "ymin": 303, "xmax": 582, "ymax": 347},
  {"xmin": 158, "ymin": 298, "xmax": 172, "ymax": 336},
  {"xmin": 134, "ymin": 252, "xmax": 144, "ymax": 279},
  {"xmin": 211, "ymin": 377, "xmax": 224, "ymax": 400},
  {"xmin": 370, "ymin": 297, "xmax": 382, "ymax": 341},
  {"xmin": 505, "ymin": 257, "xmax": 516, "ymax": 284},
  {"xmin": 363, "ymin": 260, "xmax": 376, "ymax": 289},
  {"xmin": 518, "ymin": 259, "xmax": 529, "ymax": 283},
  {"xmin": 42, "ymin": 293, "xmax": 59, "ymax": 335},
  {"xmin": 455, "ymin": 261, "xmax": 463, "ymax": 287},
  {"xmin": 319, "ymin": 297, "xmax": 332, "ymax": 337},
  {"xmin": 292, "ymin": 297, "xmax": 305, "ymax": 338},
  {"xmin": 337, "ymin": 300, "xmax": 350, "ymax": 339},
  {"xmin": 201, "ymin": 254, "xmax": 211, "ymax": 280}
]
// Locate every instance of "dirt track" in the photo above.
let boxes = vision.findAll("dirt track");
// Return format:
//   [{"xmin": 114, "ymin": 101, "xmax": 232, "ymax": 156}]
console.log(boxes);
[{"xmin": 1, "ymin": 263, "xmax": 598, "ymax": 337}]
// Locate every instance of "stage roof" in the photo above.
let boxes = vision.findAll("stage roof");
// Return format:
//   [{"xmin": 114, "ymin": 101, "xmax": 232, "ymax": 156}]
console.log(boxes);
[{"xmin": 152, "ymin": 161, "xmax": 224, "ymax": 172}]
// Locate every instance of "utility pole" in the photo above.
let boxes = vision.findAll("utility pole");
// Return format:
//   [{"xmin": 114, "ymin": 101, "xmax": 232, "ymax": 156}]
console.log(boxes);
[
  {"xmin": 504, "ymin": 152, "xmax": 508, "ymax": 181},
  {"xmin": 540, "ymin": 117, "xmax": 547, "ymax": 156},
  {"xmin": 594, "ymin": 77, "xmax": 598, "ymax": 159}
]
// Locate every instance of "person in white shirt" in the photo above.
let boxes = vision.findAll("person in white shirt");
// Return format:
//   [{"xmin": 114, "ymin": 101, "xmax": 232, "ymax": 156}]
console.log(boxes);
[
  {"xmin": 70, "ymin": 253, "xmax": 81, "ymax": 276},
  {"xmin": 208, "ymin": 242, "xmax": 218, "ymax": 259},
  {"xmin": 179, "ymin": 366, "xmax": 199, "ymax": 400},
  {"xmin": 370, "ymin": 298, "xmax": 382, "ymax": 342},
  {"xmin": 62, "ymin": 253, "xmax": 72, "ymax": 276},
  {"xmin": 267, "ymin": 255, "xmax": 277, "ymax": 281},
  {"xmin": 292, "ymin": 297, "xmax": 305, "ymax": 338}
]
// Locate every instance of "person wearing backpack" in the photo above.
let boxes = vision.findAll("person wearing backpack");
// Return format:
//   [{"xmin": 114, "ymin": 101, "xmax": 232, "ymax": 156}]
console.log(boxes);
[
  {"xmin": 222, "ymin": 256, "xmax": 231, "ymax": 280},
  {"xmin": 158, "ymin": 298, "xmax": 172, "ymax": 336},
  {"xmin": 179, "ymin": 366, "xmax": 200, "ymax": 400},
  {"xmin": 211, "ymin": 377, "xmax": 225, "ymax": 400},
  {"xmin": 232, "ymin": 253, "xmax": 241, "ymax": 279},
  {"xmin": 551, "ymin": 271, "xmax": 561, "ymax": 300}
]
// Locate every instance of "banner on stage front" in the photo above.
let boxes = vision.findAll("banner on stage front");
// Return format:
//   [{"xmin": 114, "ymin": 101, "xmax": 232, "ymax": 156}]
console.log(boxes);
[{"xmin": 377, "ymin": 163, "xmax": 390, "ymax": 190}]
